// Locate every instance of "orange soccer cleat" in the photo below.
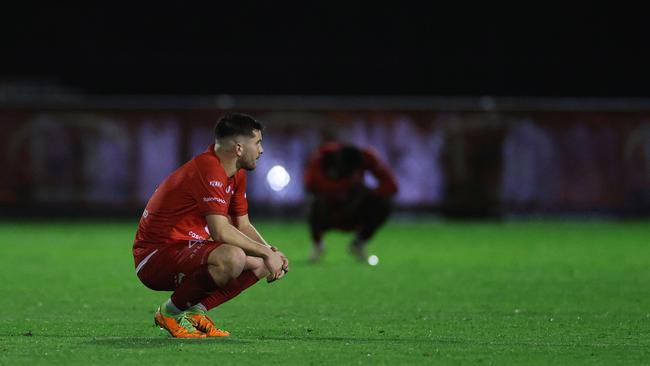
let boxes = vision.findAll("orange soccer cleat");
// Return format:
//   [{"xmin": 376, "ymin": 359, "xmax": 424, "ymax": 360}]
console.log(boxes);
[
  {"xmin": 154, "ymin": 307, "xmax": 206, "ymax": 339},
  {"xmin": 186, "ymin": 307, "xmax": 230, "ymax": 337}
]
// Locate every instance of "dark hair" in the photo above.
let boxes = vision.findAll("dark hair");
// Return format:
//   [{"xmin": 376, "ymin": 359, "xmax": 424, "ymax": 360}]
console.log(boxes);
[
  {"xmin": 322, "ymin": 145, "xmax": 363, "ymax": 177},
  {"xmin": 214, "ymin": 113, "xmax": 264, "ymax": 140}
]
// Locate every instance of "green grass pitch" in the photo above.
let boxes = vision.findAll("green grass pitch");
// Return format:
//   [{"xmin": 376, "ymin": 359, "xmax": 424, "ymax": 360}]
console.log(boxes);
[{"xmin": 1, "ymin": 219, "xmax": 650, "ymax": 365}]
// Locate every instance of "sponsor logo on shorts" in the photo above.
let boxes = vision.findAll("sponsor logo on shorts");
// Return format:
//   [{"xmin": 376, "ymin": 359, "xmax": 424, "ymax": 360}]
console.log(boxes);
[
  {"xmin": 203, "ymin": 197, "xmax": 226, "ymax": 204},
  {"xmin": 209, "ymin": 180, "xmax": 223, "ymax": 187},
  {"xmin": 188, "ymin": 239, "xmax": 204, "ymax": 248},
  {"xmin": 188, "ymin": 240, "xmax": 206, "ymax": 259}
]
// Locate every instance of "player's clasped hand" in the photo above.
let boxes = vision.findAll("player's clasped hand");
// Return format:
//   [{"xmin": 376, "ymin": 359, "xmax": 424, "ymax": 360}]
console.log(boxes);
[
  {"xmin": 270, "ymin": 246, "xmax": 290, "ymax": 273},
  {"xmin": 265, "ymin": 249, "xmax": 288, "ymax": 283}
]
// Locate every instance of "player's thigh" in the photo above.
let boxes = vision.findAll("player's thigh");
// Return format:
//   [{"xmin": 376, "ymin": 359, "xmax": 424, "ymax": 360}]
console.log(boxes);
[{"xmin": 136, "ymin": 240, "xmax": 222, "ymax": 291}]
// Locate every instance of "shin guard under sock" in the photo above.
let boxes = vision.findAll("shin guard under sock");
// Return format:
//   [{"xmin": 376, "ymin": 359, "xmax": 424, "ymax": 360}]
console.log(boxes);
[
  {"xmin": 200, "ymin": 270, "xmax": 260, "ymax": 311},
  {"xmin": 170, "ymin": 265, "xmax": 220, "ymax": 311}
]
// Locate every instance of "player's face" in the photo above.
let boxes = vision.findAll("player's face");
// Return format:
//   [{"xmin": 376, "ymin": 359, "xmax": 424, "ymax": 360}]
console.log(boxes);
[{"xmin": 239, "ymin": 130, "xmax": 264, "ymax": 171}]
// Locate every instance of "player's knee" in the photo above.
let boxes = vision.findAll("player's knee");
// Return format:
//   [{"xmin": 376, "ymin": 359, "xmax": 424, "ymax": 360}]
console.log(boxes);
[
  {"xmin": 222, "ymin": 245, "xmax": 246, "ymax": 277},
  {"xmin": 208, "ymin": 244, "xmax": 246, "ymax": 279}
]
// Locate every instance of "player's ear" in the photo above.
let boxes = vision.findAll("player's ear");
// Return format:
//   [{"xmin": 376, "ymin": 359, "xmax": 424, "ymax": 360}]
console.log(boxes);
[{"xmin": 235, "ymin": 142, "xmax": 244, "ymax": 156}]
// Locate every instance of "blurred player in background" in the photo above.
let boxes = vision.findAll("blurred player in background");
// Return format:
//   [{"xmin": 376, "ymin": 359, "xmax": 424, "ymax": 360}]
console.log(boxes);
[
  {"xmin": 133, "ymin": 113, "xmax": 289, "ymax": 338},
  {"xmin": 304, "ymin": 141, "xmax": 398, "ymax": 263}
]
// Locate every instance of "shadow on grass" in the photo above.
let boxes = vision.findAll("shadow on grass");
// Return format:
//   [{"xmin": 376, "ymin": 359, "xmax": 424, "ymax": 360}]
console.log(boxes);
[
  {"xmin": 84, "ymin": 335, "xmax": 421, "ymax": 348},
  {"xmin": 5, "ymin": 332, "xmax": 645, "ymax": 350},
  {"xmin": 85, "ymin": 337, "xmax": 253, "ymax": 348}
]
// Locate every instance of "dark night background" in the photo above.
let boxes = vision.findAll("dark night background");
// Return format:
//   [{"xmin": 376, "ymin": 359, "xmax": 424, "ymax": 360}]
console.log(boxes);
[{"xmin": 1, "ymin": 4, "xmax": 648, "ymax": 97}]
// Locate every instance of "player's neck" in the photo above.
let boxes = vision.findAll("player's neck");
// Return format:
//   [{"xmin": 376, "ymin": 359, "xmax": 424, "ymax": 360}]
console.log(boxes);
[{"xmin": 213, "ymin": 146, "xmax": 238, "ymax": 177}]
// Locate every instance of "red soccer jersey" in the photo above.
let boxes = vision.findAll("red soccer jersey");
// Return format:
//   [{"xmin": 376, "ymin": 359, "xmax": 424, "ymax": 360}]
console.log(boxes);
[
  {"xmin": 304, "ymin": 142, "xmax": 398, "ymax": 201},
  {"xmin": 133, "ymin": 144, "xmax": 248, "ymax": 261}
]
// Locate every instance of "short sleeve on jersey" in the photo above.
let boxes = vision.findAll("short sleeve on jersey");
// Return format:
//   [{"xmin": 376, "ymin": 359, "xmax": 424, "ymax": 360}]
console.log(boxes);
[
  {"xmin": 228, "ymin": 172, "xmax": 248, "ymax": 217},
  {"xmin": 190, "ymin": 165, "xmax": 231, "ymax": 216}
]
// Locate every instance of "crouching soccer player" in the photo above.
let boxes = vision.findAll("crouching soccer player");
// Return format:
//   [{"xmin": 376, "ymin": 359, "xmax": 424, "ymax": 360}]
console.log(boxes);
[
  {"xmin": 304, "ymin": 142, "xmax": 398, "ymax": 263},
  {"xmin": 133, "ymin": 113, "xmax": 289, "ymax": 338}
]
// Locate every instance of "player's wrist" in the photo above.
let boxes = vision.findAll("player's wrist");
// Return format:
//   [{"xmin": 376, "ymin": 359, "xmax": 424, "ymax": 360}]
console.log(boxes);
[{"xmin": 260, "ymin": 246, "xmax": 274, "ymax": 259}]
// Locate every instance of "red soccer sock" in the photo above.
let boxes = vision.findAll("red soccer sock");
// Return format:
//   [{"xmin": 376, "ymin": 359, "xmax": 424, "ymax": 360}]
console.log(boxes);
[
  {"xmin": 170, "ymin": 265, "xmax": 220, "ymax": 311},
  {"xmin": 200, "ymin": 270, "xmax": 260, "ymax": 311}
]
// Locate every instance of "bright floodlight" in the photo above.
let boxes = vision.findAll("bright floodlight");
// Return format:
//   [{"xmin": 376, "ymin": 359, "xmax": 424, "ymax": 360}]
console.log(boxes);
[
  {"xmin": 266, "ymin": 165, "xmax": 291, "ymax": 192},
  {"xmin": 368, "ymin": 255, "xmax": 379, "ymax": 266}
]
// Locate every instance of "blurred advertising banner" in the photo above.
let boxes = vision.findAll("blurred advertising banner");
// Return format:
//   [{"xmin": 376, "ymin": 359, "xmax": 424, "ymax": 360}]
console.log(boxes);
[{"xmin": 0, "ymin": 96, "xmax": 649, "ymax": 217}]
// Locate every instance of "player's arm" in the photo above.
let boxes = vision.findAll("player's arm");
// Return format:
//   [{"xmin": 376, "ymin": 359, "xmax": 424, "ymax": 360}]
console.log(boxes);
[
  {"xmin": 364, "ymin": 149, "xmax": 398, "ymax": 197},
  {"xmin": 206, "ymin": 214, "xmax": 271, "ymax": 257},
  {"xmin": 233, "ymin": 214, "xmax": 290, "ymax": 272},
  {"xmin": 232, "ymin": 214, "xmax": 269, "ymax": 246},
  {"xmin": 205, "ymin": 214, "xmax": 285, "ymax": 279}
]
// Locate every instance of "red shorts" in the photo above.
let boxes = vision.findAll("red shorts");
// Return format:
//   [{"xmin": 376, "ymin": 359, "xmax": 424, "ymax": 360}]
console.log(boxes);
[{"xmin": 134, "ymin": 240, "xmax": 222, "ymax": 291}]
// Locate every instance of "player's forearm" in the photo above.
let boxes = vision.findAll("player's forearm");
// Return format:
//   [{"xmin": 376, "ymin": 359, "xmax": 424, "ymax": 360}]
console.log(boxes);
[
  {"xmin": 237, "ymin": 223, "xmax": 270, "ymax": 247},
  {"xmin": 210, "ymin": 221, "xmax": 272, "ymax": 258}
]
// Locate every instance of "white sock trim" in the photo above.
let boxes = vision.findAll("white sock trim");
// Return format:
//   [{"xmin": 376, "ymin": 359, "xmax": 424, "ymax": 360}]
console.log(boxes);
[{"xmin": 165, "ymin": 299, "xmax": 183, "ymax": 315}]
